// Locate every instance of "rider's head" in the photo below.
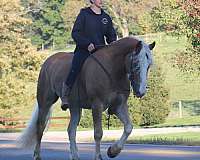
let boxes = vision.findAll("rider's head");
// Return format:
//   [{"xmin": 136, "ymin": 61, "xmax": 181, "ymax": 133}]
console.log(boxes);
[{"xmin": 90, "ymin": 0, "xmax": 102, "ymax": 8}]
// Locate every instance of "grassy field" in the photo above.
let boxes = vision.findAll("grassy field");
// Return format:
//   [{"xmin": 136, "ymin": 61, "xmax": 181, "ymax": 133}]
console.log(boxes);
[
  {"xmin": 102, "ymin": 132, "xmax": 200, "ymax": 146},
  {"xmin": 151, "ymin": 116, "xmax": 200, "ymax": 128},
  {"xmin": 139, "ymin": 33, "xmax": 200, "ymax": 102},
  {"xmin": 128, "ymin": 132, "xmax": 200, "ymax": 146}
]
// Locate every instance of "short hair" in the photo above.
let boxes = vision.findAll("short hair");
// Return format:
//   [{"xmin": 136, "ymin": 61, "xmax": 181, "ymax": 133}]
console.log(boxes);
[{"xmin": 86, "ymin": 0, "xmax": 94, "ymax": 5}]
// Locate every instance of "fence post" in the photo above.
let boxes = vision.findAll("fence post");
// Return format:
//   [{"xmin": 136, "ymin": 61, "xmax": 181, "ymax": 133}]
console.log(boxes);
[{"xmin": 179, "ymin": 101, "xmax": 183, "ymax": 118}]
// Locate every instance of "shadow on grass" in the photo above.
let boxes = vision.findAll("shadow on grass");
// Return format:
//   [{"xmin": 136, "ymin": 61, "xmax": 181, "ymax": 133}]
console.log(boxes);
[
  {"xmin": 0, "ymin": 129, "xmax": 22, "ymax": 133},
  {"xmin": 145, "ymin": 124, "xmax": 200, "ymax": 128},
  {"xmin": 103, "ymin": 137, "xmax": 200, "ymax": 146}
]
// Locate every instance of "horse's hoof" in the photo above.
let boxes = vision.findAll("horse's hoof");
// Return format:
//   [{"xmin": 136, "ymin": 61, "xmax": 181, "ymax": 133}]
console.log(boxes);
[
  {"xmin": 69, "ymin": 154, "xmax": 80, "ymax": 160},
  {"xmin": 34, "ymin": 157, "xmax": 41, "ymax": 160},
  {"xmin": 94, "ymin": 154, "xmax": 103, "ymax": 160},
  {"xmin": 69, "ymin": 156, "xmax": 80, "ymax": 160},
  {"xmin": 33, "ymin": 153, "xmax": 41, "ymax": 160},
  {"xmin": 69, "ymin": 157, "xmax": 80, "ymax": 160},
  {"xmin": 61, "ymin": 104, "xmax": 69, "ymax": 111},
  {"xmin": 107, "ymin": 146, "xmax": 121, "ymax": 158}
]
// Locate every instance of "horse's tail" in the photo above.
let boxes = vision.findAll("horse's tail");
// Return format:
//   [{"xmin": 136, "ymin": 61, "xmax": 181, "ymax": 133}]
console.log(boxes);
[{"xmin": 17, "ymin": 101, "xmax": 52, "ymax": 149}]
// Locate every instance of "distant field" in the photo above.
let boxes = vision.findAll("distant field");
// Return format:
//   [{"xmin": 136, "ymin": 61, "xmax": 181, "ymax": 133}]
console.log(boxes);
[
  {"xmin": 139, "ymin": 33, "xmax": 200, "ymax": 101},
  {"xmin": 151, "ymin": 116, "xmax": 200, "ymax": 128}
]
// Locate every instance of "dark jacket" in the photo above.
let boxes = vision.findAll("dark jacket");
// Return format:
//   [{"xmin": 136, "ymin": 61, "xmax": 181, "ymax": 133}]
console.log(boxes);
[{"xmin": 71, "ymin": 7, "xmax": 117, "ymax": 53}]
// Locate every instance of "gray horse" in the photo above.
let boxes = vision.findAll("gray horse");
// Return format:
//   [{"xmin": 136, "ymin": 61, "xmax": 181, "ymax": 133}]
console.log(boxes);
[{"xmin": 18, "ymin": 36, "xmax": 155, "ymax": 160}]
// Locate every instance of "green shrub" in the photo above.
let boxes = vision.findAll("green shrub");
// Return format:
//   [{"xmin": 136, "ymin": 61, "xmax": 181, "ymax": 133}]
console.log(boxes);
[
  {"xmin": 130, "ymin": 66, "xmax": 170, "ymax": 126},
  {"xmin": 0, "ymin": 0, "xmax": 46, "ymax": 125}
]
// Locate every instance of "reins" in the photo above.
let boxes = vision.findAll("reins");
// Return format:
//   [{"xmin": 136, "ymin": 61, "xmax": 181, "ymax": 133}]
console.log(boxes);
[{"xmin": 89, "ymin": 54, "xmax": 114, "ymax": 85}]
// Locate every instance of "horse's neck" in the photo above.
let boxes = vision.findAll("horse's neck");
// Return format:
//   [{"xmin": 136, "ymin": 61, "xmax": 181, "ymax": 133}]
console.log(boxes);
[
  {"xmin": 109, "ymin": 37, "xmax": 138, "ymax": 56},
  {"xmin": 92, "ymin": 37, "xmax": 138, "ymax": 85},
  {"xmin": 101, "ymin": 37, "xmax": 138, "ymax": 74}
]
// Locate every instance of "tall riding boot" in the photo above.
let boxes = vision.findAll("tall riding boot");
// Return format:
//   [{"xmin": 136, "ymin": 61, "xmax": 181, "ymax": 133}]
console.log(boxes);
[{"xmin": 61, "ymin": 82, "xmax": 71, "ymax": 111}]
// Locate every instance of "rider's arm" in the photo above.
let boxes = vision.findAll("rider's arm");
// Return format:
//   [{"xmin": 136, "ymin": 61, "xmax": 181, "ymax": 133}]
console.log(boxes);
[
  {"xmin": 105, "ymin": 17, "xmax": 117, "ymax": 44},
  {"xmin": 71, "ymin": 10, "xmax": 91, "ymax": 49}
]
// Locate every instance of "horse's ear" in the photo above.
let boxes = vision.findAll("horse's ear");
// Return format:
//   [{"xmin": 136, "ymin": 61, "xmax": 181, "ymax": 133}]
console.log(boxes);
[
  {"xmin": 135, "ymin": 41, "xmax": 142, "ymax": 54},
  {"xmin": 149, "ymin": 41, "xmax": 156, "ymax": 50}
]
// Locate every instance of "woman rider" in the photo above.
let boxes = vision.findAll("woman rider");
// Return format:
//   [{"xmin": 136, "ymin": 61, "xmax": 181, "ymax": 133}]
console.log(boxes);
[{"xmin": 61, "ymin": 0, "xmax": 117, "ymax": 110}]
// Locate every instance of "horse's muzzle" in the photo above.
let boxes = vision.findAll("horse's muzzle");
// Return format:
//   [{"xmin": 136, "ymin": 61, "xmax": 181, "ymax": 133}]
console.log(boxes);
[
  {"xmin": 130, "ymin": 79, "xmax": 146, "ymax": 98},
  {"xmin": 135, "ymin": 92, "xmax": 145, "ymax": 98}
]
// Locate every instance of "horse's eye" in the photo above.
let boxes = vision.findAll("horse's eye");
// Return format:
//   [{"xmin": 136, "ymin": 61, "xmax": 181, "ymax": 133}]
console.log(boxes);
[{"xmin": 132, "ymin": 63, "xmax": 137, "ymax": 67}]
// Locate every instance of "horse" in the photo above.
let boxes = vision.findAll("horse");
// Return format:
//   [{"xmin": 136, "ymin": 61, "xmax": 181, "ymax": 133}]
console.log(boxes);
[{"xmin": 18, "ymin": 36, "xmax": 155, "ymax": 160}]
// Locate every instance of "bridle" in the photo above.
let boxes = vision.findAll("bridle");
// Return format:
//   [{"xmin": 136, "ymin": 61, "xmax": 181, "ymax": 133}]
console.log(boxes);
[{"xmin": 128, "ymin": 47, "xmax": 141, "ymax": 83}]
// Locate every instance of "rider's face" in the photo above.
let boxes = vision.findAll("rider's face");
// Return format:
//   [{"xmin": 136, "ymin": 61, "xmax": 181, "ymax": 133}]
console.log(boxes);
[{"xmin": 92, "ymin": 0, "xmax": 103, "ymax": 8}]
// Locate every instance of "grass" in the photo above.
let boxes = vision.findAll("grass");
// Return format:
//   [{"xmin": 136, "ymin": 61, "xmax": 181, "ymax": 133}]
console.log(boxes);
[
  {"xmin": 151, "ymin": 116, "xmax": 200, "ymax": 128},
  {"xmin": 154, "ymin": 34, "xmax": 199, "ymax": 101},
  {"xmin": 138, "ymin": 32, "xmax": 187, "ymax": 54},
  {"xmin": 139, "ymin": 33, "xmax": 200, "ymax": 101},
  {"xmin": 128, "ymin": 132, "xmax": 200, "ymax": 146},
  {"xmin": 103, "ymin": 132, "xmax": 200, "ymax": 146}
]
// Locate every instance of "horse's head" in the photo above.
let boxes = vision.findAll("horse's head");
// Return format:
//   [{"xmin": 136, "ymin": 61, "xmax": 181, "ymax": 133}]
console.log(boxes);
[{"xmin": 125, "ymin": 41, "xmax": 155, "ymax": 98}]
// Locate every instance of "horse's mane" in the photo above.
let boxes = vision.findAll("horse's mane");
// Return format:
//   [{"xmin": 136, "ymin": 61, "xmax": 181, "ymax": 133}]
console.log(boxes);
[{"xmin": 96, "ymin": 36, "xmax": 139, "ymax": 56}]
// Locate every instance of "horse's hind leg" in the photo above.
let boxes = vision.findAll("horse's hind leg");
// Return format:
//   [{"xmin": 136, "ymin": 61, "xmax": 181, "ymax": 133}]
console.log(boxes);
[
  {"xmin": 68, "ymin": 105, "xmax": 82, "ymax": 160},
  {"xmin": 92, "ymin": 101, "xmax": 103, "ymax": 160},
  {"xmin": 107, "ymin": 95, "xmax": 133, "ymax": 158},
  {"xmin": 34, "ymin": 92, "xmax": 58, "ymax": 160}
]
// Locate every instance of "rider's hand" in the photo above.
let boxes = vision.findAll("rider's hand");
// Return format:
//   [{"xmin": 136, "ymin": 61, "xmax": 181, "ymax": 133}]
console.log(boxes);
[{"xmin": 88, "ymin": 43, "xmax": 95, "ymax": 52}]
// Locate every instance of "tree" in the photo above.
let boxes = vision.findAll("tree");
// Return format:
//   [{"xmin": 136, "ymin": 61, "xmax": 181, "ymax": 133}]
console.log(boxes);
[
  {"xmin": 0, "ymin": 0, "xmax": 44, "ymax": 124},
  {"xmin": 104, "ymin": 0, "xmax": 159, "ymax": 37},
  {"xmin": 61, "ymin": 0, "xmax": 158, "ymax": 40},
  {"xmin": 173, "ymin": 0, "xmax": 200, "ymax": 74},
  {"xmin": 61, "ymin": 0, "xmax": 86, "ymax": 44},
  {"xmin": 150, "ymin": 0, "xmax": 200, "ymax": 74},
  {"xmin": 25, "ymin": 0, "xmax": 68, "ymax": 50},
  {"xmin": 128, "ymin": 65, "xmax": 170, "ymax": 126},
  {"xmin": 150, "ymin": 0, "xmax": 185, "ymax": 32}
]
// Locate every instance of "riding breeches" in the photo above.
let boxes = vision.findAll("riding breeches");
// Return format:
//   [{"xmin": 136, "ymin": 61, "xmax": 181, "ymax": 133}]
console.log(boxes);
[{"xmin": 65, "ymin": 50, "xmax": 90, "ymax": 88}]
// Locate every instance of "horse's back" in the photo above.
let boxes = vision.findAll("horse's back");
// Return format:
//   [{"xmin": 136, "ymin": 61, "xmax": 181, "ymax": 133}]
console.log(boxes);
[
  {"xmin": 43, "ymin": 52, "xmax": 73, "ymax": 67},
  {"xmin": 39, "ymin": 52, "xmax": 74, "ymax": 97}
]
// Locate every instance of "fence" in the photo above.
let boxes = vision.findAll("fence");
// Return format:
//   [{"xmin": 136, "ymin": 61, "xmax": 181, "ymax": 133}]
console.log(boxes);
[
  {"xmin": 168, "ymin": 100, "xmax": 200, "ymax": 118},
  {"xmin": 0, "ymin": 116, "xmax": 70, "ymax": 129}
]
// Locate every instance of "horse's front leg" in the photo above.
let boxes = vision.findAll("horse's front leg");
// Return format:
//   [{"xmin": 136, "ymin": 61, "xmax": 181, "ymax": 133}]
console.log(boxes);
[
  {"xmin": 92, "ymin": 103, "xmax": 103, "ymax": 160},
  {"xmin": 107, "ymin": 96, "xmax": 133, "ymax": 158},
  {"xmin": 68, "ymin": 106, "xmax": 82, "ymax": 160}
]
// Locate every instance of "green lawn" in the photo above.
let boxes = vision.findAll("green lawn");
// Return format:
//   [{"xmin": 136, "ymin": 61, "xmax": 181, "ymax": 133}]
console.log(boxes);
[
  {"xmin": 127, "ymin": 132, "xmax": 200, "ymax": 146},
  {"xmin": 151, "ymin": 116, "xmax": 200, "ymax": 128},
  {"xmin": 138, "ymin": 32, "xmax": 187, "ymax": 54},
  {"xmin": 152, "ymin": 34, "xmax": 199, "ymax": 101},
  {"xmin": 102, "ymin": 132, "xmax": 200, "ymax": 146}
]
